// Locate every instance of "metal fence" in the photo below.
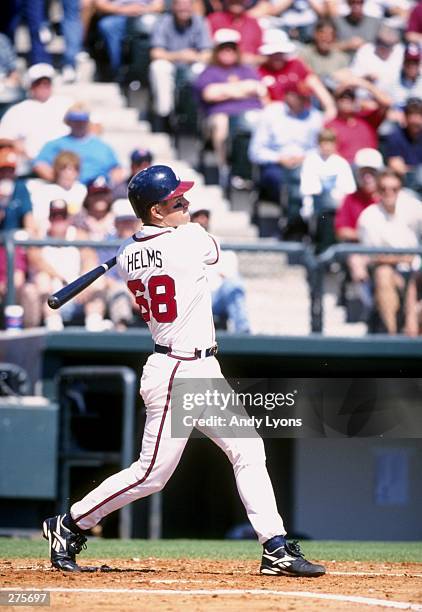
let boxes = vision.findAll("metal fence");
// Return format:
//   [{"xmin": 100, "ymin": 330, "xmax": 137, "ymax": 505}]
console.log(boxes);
[{"xmin": 2, "ymin": 231, "xmax": 422, "ymax": 334}]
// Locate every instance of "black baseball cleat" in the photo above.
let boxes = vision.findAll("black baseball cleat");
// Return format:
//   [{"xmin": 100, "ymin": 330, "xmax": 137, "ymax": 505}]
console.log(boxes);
[
  {"xmin": 260, "ymin": 538, "xmax": 326, "ymax": 577},
  {"xmin": 43, "ymin": 514, "xmax": 87, "ymax": 571}
]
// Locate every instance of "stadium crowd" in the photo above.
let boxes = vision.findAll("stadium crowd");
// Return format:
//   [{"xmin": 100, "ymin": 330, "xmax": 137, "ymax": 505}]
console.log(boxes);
[{"xmin": 0, "ymin": 0, "xmax": 422, "ymax": 335}]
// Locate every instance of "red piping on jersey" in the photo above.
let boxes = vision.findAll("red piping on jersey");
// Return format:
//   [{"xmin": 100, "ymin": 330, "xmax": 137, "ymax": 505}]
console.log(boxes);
[
  {"xmin": 132, "ymin": 231, "xmax": 171, "ymax": 242},
  {"xmin": 209, "ymin": 235, "xmax": 219, "ymax": 265},
  {"xmin": 73, "ymin": 360, "xmax": 181, "ymax": 524}
]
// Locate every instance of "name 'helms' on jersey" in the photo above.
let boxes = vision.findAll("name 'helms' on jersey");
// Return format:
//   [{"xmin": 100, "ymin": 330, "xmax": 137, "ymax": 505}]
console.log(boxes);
[{"xmin": 126, "ymin": 248, "xmax": 163, "ymax": 272}]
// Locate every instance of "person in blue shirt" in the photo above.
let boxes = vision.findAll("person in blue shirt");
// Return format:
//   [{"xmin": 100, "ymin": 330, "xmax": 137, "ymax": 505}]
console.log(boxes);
[
  {"xmin": 384, "ymin": 97, "xmax": 422, "ymax": 195},
  {"xmin": 32, "ymin": 103, "xmax": 124, "ymax": 186}
]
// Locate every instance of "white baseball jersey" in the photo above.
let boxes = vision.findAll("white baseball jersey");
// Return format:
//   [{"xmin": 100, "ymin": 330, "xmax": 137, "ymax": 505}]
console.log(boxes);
[
  {"xmin": 70, "ymin": 220, "xmax": 286, "ymax": 545},
  {"xmin": 116, "ymin": 223, "xmax": 219, "ymax": 351}
]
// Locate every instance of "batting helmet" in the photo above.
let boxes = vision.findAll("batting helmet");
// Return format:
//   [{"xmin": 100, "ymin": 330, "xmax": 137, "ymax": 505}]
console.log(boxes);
[{"xmin": 128, "ymin": 165, "xmax": 194, "ymax": 219}]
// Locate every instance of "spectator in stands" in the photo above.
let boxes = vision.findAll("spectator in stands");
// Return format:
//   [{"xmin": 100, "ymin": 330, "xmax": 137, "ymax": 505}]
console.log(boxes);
[
  {"xmin": 190, "ymin": 203, "xmax": 250, "ymax": 332},
  {"xmin": 325, "ymin": 78, "xmax": 391, "ymax": 164},
  {"xmin": 96, "ymin": 198, "xmax": 142, "ymax": 329},
  {"xmin": 0, "ymin": 64, "xmax": 71, "ymax": 173},
  {"xmin": 298, "ymin": 18, "xmax": 350, "ymax": 85},
  {"xmin": 194, "ymin": 28, "xmax": 264, "ymax": 185},
  {"xmin": 335, "ymin": 147, "xmax": 382, "ymax": 290},
  {"xmin": 71, "ymin": 176, "xmax": 116, "ymax": 240},
  {"xmin": 207, "ymin": 0, "xmax": 263, "ymax": 64},
  {"xmin": 2, "ymin": 0, "xmax": 52, "ymax": 65},
  {"xmin": 149, "ymin": 0, "xmax": 212, "ymax": 131},
  {"xmin": 249, "ymin": 80, "xmax": 323, "ymax": 235},
  {"xmin": 335, "ymin": 147, "xmax": 382, "ymax": 243},
  {"xmin": 387, "ymin": 43, "xmax": 422, "ymax": 118},
  {"xmin": 61, "ymin": 0, "xmax": 84, "ymax": 83},
  {"xmin": 384, "ymin": 97, "xmax": 422, "ymax": 194},
  {"xmin": 0, "ymin": 33, "xmax": 23, "ymax": 110},
  {"xmin": 406, "ymin": 0, "xmax": 422, "ymax": 44},
  {"xmin": 300, "ymin": 128, "xmax": 356, "ymax": 252},
  {"xmin": 33, "ymin": 103, "xmax": 124, "ymax": 185},
  {"xmin": 250, "ymin": 0, "xmax": 326, "ymax": 43},
  {"xmin": 23, "ymin": 199, "xmax": 112, "ymax": 331},
  {"xmin": 258, "ymin": 29, "xmax": 336, "ymax": 119},
  {"xmin": 358, "ymin": 169, "xmax": 422, "ymax": 334},
  {"xmin": 112, "ymin": 148, "xmax": 153, "ymax": 199},
  {"xmin": 354, "ymin": 0, "xmax": 411, "ymax": 27},
  {"xmin": 404, "ymin": 268, "xmax": 422, "ymax": 336},
  {"xmin": 94, "ymin": 0, "xmax": 165, "ymax": 77},
  {"xmin": 27, "ymin": 151, "xmax": 87, "ymax": 235},
  {"xmin": 0, "ymin": 246, "xmax": 27, "ymax": 327},
  {"xmin": 0, "ymin": 150, "xmax": 36, "ymax": 235},
  {"xmin": 334, "ymin": 0, "xmax": 381, "ymax": 55},
  {"xmin": 349, "ymin": 24, "xmax": 404, "ymax": 93}
]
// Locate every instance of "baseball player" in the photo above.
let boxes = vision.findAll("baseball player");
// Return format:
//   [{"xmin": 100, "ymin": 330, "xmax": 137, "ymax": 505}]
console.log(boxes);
[{"xmin": 42, "ymin": 165, "xmax": 325, "ymax": 578}]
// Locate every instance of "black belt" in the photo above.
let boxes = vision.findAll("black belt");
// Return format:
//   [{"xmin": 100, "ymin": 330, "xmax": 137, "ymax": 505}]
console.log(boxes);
[{"xmin": 154, "ymin": 343, "xmax": 218, "ymax": 359}]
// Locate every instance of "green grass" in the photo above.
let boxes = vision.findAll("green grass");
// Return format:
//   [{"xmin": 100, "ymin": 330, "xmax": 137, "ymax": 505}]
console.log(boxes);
[{"xmin": 1, "ymin": 539, "xmax": 422, "ymax": 563}]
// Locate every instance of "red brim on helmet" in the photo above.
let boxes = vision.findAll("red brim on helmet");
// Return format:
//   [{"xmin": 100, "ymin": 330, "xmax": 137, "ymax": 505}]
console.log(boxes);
[{"xmin": 167, "ymin": 180, "xmax": 194, "ymax": 199}]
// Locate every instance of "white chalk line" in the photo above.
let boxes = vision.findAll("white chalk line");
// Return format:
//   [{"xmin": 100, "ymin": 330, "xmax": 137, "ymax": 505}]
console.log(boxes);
[
  {"xmin": 10, "ymin": 567, "xmax": 422, "ymax": 579},
  {"xmin": 1, "ymin": 587, "xmax": 421, "ymax": 610},
  {"xmin": 330, "ymin": 571, "xmax": 422, "ymax": 578},
  {"xmin": 150, "ymin": 572, "xmax": 422, "ymax": 582}
]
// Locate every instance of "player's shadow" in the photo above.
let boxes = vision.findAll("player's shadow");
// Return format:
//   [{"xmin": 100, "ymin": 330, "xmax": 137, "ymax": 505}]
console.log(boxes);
[{"xmin": 78, "ymin": 564, "xmax": 234, "ymax": 575}]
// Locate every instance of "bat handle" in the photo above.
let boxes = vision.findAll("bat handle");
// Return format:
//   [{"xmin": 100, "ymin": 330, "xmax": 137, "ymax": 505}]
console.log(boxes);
[{"xmin": 47, "ymin": 256, "xmax": 117, "ymax": 310}]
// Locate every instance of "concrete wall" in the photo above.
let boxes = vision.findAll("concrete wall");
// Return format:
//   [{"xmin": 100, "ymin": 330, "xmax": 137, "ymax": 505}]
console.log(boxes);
[{"xmin": 294, "ymin": 439, "xmax": 422, "ymax": 540}]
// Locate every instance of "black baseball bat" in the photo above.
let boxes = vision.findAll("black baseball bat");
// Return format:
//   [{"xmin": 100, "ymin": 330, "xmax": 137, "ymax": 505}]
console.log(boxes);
[{"xmin": 47, "ymin": 256, "xmax": 117, "ymax": 310}]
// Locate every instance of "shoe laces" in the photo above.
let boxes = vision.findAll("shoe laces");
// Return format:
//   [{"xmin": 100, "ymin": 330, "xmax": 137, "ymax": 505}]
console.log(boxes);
[
  {"xmin": 285, "ymin": 540, "xmax": 304, "ymax": 558},
  {"xmin": 70, "ymin": 533, "xmax": 87, "ymax": 554}
]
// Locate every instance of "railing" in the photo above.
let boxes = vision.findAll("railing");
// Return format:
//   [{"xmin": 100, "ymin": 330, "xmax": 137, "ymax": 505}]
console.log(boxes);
[
  {"xmin": 2, "ymin": 231, "xmax": 422, "ymax": 334},
  {"xmin": 310, "ymin": 244, "xmax": 422, "ymax": 333}
]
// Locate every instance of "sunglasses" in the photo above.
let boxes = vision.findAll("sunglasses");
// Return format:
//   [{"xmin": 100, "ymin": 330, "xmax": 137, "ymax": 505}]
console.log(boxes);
[
  {"xmin": 379, "ymin": 185, "xmax": 400, "ymax": 193},
  {"xmin": 218, "ymin": 43, "xmax": 238, "ymax": 50},
  {"xmin": 376, "ymin": 39, "xmax": 394, "ymax": 48}
]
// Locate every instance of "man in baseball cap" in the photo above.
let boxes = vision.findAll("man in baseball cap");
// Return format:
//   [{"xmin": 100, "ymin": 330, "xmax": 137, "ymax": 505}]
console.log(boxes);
[
  {"xmin": 390, "ymin": 43, "xmax": 422, "ymax": 111},
  {"xmin": 208, "ymin": 0, "xmax": 263, "ymax": 64},
  {"xmin": 335, "ymin": 147, "xmax": 383, "ymax": 293},
  {"xmin": 0, "ymin": 63, "xmax": 71, "ymax": 167},
  {"xmin": 33, "ymin": 102, "xmax": 124, "ymax": 185},
  {"xmin": 112, "ymin": 149, "xmax": 154, "ymax": 201},
  {"xmin": 26, "ymin": 63, "xmax": 55, "ymax": 87},
  {"xmin": 49, "ymin": 198, "xmax": 69, "ymax": 221}
]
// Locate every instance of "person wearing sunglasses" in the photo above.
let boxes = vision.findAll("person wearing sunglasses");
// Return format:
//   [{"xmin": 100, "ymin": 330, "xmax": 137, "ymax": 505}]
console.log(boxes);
[{"xmin": 357, "ymin": 169, "xmax": 422, "ymax": 334}]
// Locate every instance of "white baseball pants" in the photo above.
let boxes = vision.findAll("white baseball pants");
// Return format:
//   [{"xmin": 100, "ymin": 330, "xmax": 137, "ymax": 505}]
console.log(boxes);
[{"xmin": 70, "ymin": 353, "xmax": 286, "ymax": 543}]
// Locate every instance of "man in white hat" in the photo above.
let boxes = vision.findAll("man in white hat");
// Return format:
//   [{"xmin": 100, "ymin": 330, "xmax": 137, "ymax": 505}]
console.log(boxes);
[
  {"xmin": 258, "ymin": 28, "xmax": 335, "ymax": 118},
  {"xmin": 334, "ymin": 147, "xmax": 384, "ymax": 315},
  {"xmin": 0, "ymin": 63, "xmax": 72, "ymax": 170},
  {"xmin": 208, "ymin": 0, "xmax": 263, "ymax": 65},
  {"xmin": 194, "ymin": 28, "xmax": 264, "ymax": 184}
]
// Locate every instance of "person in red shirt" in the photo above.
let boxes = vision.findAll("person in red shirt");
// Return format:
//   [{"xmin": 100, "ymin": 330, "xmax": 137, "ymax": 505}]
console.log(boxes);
[
  {"xmin": 325, "ymin": 76, "xmax": 391, "ymax": 163},
  {"xmin": 335, "ymin": 147, "xmax": 382, "ymax": 283},
  {"xmin": 258, "ymin": 29, "xmax": 335, "ymax": 118},
  {"xmin": 207, "ymin": 0, "xmax": 263, "ymax": 64},
  {"xmin": 406, "ymin": 1, "xmax": 422, "ymax": 45}
]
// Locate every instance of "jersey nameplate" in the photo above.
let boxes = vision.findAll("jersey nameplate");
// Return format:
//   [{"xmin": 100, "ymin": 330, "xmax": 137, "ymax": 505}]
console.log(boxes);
[{"xmin": 126, "ymin": 249, "xmax": 163, "ymax": 272}]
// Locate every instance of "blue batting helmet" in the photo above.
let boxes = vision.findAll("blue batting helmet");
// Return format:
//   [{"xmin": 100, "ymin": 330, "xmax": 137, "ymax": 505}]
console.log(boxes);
[{"xmin": 128, "ymin": 165, "xmax": 194, "ymax": 219}]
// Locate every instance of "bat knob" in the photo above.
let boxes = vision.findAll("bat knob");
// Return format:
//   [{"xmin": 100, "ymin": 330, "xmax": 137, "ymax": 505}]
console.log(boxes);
[{"xmin": 48, "ymin": 295, "xmax": 60, "ymax": 310}]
